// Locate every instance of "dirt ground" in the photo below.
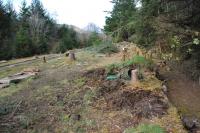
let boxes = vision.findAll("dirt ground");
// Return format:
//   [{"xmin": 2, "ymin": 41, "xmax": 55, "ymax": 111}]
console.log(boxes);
[
  {"xmin": 0, "ymin": 46, "xmax": 186, "ymax": 133},
  {"xmin": 166, "ymin": 71, "xmax": 200, "ymax": 118}
]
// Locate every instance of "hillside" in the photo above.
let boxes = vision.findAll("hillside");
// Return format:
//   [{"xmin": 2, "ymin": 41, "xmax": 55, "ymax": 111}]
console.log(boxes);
[
  {"xmin": 0, "ymin": 43, "xmax": 189, "ymax": 133},
  {"xmin": 1, "ymin": 0, "xmax": 200, "ymax": 132}
]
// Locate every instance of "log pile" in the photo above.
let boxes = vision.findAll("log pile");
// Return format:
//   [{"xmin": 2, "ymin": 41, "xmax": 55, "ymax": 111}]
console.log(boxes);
[{"xmin": 0, "ymin": 68, "xmax": 40, "ymax": 89}]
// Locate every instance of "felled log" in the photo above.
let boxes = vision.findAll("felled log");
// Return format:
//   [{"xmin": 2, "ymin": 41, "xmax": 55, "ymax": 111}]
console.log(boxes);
[
  {"xmin": 0, "ymin": 83, "xmax": 9, "ymax": 89},
  {"xmin": 0, "ymin": 67, "xmax": 40, "ymax": 89}
]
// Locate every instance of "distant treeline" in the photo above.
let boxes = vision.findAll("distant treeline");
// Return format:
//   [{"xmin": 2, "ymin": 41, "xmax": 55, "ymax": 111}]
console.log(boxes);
[{"xmin": 0, "ymin": 0, "xmax": 103, "ymax": 60}]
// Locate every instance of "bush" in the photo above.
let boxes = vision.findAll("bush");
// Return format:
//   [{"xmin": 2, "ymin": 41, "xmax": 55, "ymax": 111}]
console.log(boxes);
[
  {"xmin": 86, "ymin": 40, "xmax": 119, "ymax": 54},
  {"xmin": 87, "ymin": 32, "xmax": 102, "ymax": 46},
  {"xmin": 98, "ymin": 44, "xmax": 119, "ymax": 54},
  {"xmin": 106, "ymin": 55, "xmax": 155, "ymax": 77},
  {"xmin": 107, "ymin": 63, "xmax": 121, "ymax": 75},
  {"xmin": 122, "ymin": 55, "xmax": 153, "ymax": 68}
]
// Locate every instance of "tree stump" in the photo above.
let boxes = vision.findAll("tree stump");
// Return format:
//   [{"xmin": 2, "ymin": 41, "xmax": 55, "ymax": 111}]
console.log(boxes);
[
  {"xmin": 43, "ymin": 56, "xmax": 46, "ymax": 63},
  {"xmin": 128, "ymin": 69, "xmax": 138, "ymax": 84},
  {"xmin": 65, "ymin": 52, "xmax": 69, "ymax": 57},
  {"xmin": 69, "ymin": 51, "xmax": 76, "ymax": 61},
  {"xmin": 122, "ymin": 47, "xmax": 128, "ymax": 61},
  {"xmin": 131, "ymin": 69, "xmax": 138, "ymax": 84}
]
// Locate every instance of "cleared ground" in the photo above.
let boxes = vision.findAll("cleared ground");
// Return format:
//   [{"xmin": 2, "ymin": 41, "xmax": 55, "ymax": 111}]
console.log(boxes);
[{"xmin": 0, "ymin": 48, "xmax": 186, "ymax": 133}]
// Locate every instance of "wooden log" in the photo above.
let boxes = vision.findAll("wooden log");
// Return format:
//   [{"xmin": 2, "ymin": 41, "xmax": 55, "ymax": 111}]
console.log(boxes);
[
  {"xmin": 0, "ymin": 73, "xmax": 35, "ymax": 85},
  {"xmin": 0, "ymin": 83, "xmax": 9, "ymax": 89},
  {"xmin": 0, "ymin": 69, "xmax": 39, "ymax": 89}
]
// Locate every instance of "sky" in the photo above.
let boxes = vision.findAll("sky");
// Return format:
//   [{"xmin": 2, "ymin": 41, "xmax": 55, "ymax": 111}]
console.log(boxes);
[{"xmin": 5, "ymin": 0, "xmax": 114, "ymax": 29}]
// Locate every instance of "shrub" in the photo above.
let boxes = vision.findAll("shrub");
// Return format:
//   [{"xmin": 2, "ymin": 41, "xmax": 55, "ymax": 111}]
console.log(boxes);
[
  {"xmin": 86, "ymin": 40, "xmax": 119, "ymax": 54},
  {"xmin": 122, "ymin": 55, "xmax": 153, "ymax": 68},
  {"xmin": 98, "ymin": 44, "xmax": 119, "ymax": 54},
  {"xmin": 107, "ymin": 63, "xmax": 120, "ymax": 75},
  {"xmin": 107, "ymin": 55, "xmax": 155, "ymax": 71}
]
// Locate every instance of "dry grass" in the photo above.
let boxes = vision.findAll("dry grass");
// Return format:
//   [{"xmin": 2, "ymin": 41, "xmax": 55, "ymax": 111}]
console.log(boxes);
[
  {"xmin": 152, "ymin": 106, "xmax": 187, "ymax": 133},
  {"xmin": 128, "ymin": 75, "xmax": 162, "ymax": 92}
]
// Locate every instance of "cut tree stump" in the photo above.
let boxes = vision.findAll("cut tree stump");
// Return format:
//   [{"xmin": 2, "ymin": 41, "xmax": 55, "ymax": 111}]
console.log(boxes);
[
  {"xmin": 128, "ymin": 69, "xmax": 138, "ymax": 84},
  {"xmin": 131, "ymin": 69, "xmax": 138, "ymax": 84},
  {"xmin": 43, "ymin": 56, "xmax": 46, "ymax": 63},
  {"xmin": 69, "ymin": 51, "xmax": 76, "ymax": 61}
]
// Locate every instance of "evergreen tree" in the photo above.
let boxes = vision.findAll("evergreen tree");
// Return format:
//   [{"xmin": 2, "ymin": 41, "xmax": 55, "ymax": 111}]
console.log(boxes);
[
  {"xmin": 29, "ymin": 0, "xmax": 49, "ymax": 54},
  {"xmin": 104, "ymin": 0, "xmax": 136, "ymax": 41},
  {"xmin": 15, "ymin": 26, "xmax": 32, "ymax": 57},
  {"xmin": 0, "ymin": 0, "xmax": 13, "ymax": 59},
  {"xmin": 19, "ymin": 0, "xmax": 30, "ymax": 27},
  {"xmin": 58, "ymin": 25, "xmax": 79, "ymax": 53}
]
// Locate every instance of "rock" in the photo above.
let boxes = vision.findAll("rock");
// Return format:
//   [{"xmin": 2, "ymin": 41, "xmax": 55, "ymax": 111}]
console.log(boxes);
[
  {"xmin": 182, "ymin": 116, "xmax": 200, "ymax": 131},
  {"xmin": 70, "ymin": 114, "xmax": 81, "ymax": 121}
]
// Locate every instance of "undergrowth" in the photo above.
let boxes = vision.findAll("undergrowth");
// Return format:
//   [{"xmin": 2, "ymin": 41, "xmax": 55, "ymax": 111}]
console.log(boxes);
[
  {"xmin": 85, "ymin": 41, "xmax": 119, "ymax": 54},
  {"xmin": 107, "ymin": 55, "xmax": 155, "ymax": 75}
]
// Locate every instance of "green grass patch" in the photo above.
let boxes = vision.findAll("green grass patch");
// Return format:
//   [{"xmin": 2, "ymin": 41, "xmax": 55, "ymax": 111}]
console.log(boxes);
[
  {"xmin": 107, "ymin": 55, "xmax": 155, "ymax": 75},
  {"xmin": 125, "ymin": 124, "xmax": 165, "ymax": 133},
  {"xmin": 73, "ymin": 77, "xmax": 86, "ymax": 88}
]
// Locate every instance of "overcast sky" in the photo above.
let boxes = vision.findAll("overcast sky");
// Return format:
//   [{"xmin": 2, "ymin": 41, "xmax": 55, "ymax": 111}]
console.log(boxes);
[{"xmin": 5, "ymin": 0, "xmax": 113, "ymax": 28}]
